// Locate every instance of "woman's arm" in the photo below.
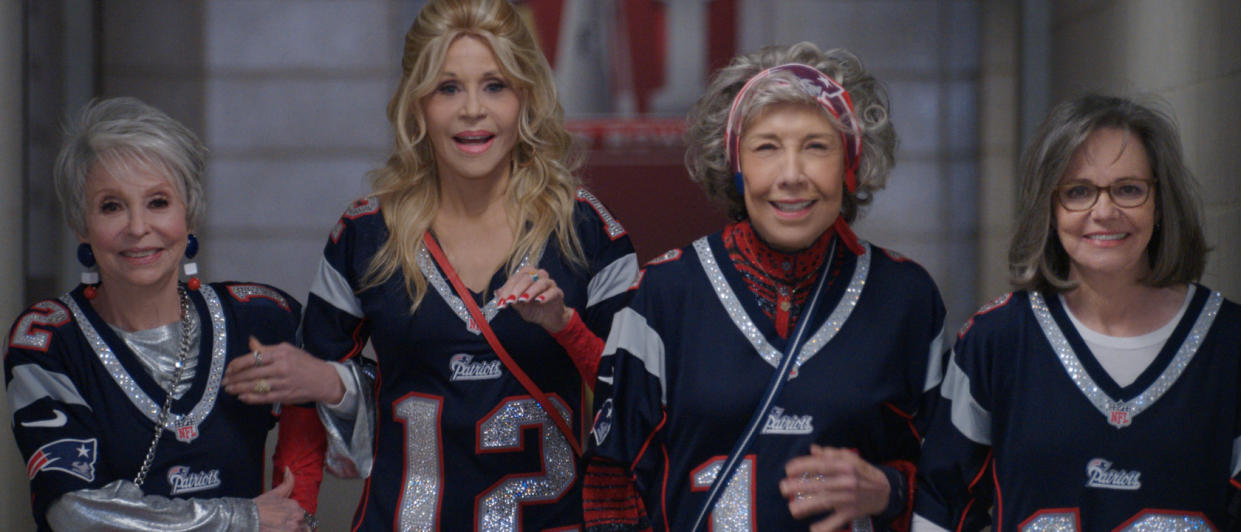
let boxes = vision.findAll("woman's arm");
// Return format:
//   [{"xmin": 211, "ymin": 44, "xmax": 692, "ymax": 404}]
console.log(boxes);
[{"xmin": 48, "ymin": 473, "xmax": 306, "ymax": 532}]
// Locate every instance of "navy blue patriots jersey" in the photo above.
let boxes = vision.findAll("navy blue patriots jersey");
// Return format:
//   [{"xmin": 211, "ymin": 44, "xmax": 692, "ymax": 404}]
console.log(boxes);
[
  {"xmin": 303, "ymin": 190, "xmax": 637, "ymax": 531},
  {"xmin": 589, "ymin": 233, "xmax": 946, "ymax": 531},
  {"xmin": 5, "ymin": 282, "xmax": 301, "ymax": 530},
  {"xmin": 915, "ymin": 287, "xmax": 1241, "ymax": 532}
]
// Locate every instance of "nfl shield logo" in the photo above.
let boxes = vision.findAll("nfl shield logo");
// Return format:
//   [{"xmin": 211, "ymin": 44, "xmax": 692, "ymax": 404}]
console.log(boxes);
[
  {"xmin": 1108, "ymin": 409, "xmax": 1131, "ymax": 428},
  {"xmin": 176, "ymin": 424, "xmax": 199, "ymax": 442}
]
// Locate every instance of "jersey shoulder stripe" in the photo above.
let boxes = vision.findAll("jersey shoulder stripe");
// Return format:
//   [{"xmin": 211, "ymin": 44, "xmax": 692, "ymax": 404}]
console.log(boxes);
[{"xmin": 576, "ymin": 188, "xmax": 627, "ymax": 240}]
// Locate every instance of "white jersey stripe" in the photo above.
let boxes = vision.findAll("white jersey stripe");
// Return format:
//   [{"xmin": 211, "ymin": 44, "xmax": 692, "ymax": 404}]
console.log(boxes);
[
  {"xmin": 1232, "ymin": 433, "xmax": 1241, "ymax": 478},
  {"xmin": 941, "ymin": 353, "xmax": 991, "ymax": 445},
  {"xmin": 602, "ymin": 307, "xmax": 666, "ymax": 404},
  {"xmin": 586, "ymin": 253, "xmax": 638, "ymax": 308},
  {"xmin": 310, "ymin": 257, "xmax": 364, "ymax": 319},
  {"xmin": 8, "ymin": 364, "xmax": 91, "ymax": 412},
  {"xmin": 923, "ymin": 325, "xmax": 948, "ymax": 392}
]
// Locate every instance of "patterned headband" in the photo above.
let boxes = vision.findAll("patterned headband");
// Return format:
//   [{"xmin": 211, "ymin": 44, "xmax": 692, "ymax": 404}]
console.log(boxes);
[{"xmin": 724, "ymin": 63, "xmax": 863, "ymax": 193}]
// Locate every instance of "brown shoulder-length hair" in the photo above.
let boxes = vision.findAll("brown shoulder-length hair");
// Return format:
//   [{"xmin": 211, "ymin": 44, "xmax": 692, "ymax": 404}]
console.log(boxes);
[
  {"xmin": 362, "ymin": 0, "xmax": 584, "ymax": 311},
  {"xmin": 1009, "ymin": 93, "xmax": 1207, "ymax": 293}
]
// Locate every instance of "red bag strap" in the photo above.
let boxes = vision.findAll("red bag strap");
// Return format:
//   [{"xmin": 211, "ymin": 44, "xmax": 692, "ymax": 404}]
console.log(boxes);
[{"xmin": 422, "ymin": 232, "xmax": 584, "ymax": 457}]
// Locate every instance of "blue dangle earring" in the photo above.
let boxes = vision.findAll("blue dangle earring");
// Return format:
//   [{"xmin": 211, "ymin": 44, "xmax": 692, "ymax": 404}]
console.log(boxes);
[
  {"xmin": 184, "ymin": 233, "xmax": 201, "ymax": 291},
  {"xmin": 78, "ymin": 243, "xmax": 100, "ymax": 300}
]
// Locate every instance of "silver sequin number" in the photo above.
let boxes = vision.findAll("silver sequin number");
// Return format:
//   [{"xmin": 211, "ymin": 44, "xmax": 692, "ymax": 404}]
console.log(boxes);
[
  {"xmin": 691, "ymin": 457, "xmax": 756, "ymax": 532},
  {"xmin": 690, "ymin": 456, "xmax": 873, "ymax": 532},
  {"xmin": 1021, "ymin": 510, "xmax": 1215, "ymax": 532},
  {"xmin": 10, "ymin": 301, "xmax": 70, "ymax": 351},
  {"xmin": 394, "ymin": 394, "xmax": 578, "ymax": 532}
]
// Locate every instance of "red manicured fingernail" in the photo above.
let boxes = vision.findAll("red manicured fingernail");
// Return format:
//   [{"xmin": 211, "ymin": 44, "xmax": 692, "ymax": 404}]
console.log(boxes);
[
  {"xmin": 518, "ymin": 293, "xmax": 530, "ymax": 302},
  {"xmin": 535, "ymin": 295, "xmax": 546, "ymax": 303}
]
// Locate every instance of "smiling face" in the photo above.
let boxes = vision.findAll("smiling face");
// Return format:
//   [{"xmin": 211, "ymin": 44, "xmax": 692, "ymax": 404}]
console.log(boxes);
[
  {"xmin": 422, "ymin": 34, "xmax": 521, "ymax": 185},
  {"xmin": 80, "ymin": 157, "xmax": 190, "ymax": 295},
  {"xmin": 739, "ymin": 103, "xmax": 846, "ymax": 252},
  {"xmin": 1055, "ymin": 126, "xmax": 1158, "ymax": 283}
]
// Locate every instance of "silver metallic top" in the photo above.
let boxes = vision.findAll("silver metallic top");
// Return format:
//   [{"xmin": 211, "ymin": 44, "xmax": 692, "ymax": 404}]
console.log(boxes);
[
  {"xmin": 109, "ymin": 311, "xmax": 201, "ymax": 399},
  {"xmin": 317, "ymin": 357, "xmax": 377, "ymax": 478}
]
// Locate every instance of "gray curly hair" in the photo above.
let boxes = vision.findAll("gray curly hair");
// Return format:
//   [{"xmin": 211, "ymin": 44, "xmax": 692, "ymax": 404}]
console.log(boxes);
[{"xmin": 684, "ymin": 42, "xmax": 896, "ymax": 222}]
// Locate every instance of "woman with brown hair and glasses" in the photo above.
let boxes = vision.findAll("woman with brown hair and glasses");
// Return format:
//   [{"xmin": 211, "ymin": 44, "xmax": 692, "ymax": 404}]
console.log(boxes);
[{"xmin": 914, "ymin": 93, "xmax": 1240, "ymax": 531}]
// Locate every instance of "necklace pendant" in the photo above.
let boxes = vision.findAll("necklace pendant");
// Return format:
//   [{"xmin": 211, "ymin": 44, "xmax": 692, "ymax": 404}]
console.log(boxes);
[{"xmin": 175, "ymin": 424, "xmax": 199, "ymax": 442}]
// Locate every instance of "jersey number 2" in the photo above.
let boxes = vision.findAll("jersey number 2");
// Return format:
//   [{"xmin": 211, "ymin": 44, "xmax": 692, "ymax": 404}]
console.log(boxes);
[
  {"xmin": 1021, "ymin": 509, "xmax": 1214, "ymax": 532},
  {"xmin": 394, "ymin": 393, "xmax": 578, "ymax": 531}
]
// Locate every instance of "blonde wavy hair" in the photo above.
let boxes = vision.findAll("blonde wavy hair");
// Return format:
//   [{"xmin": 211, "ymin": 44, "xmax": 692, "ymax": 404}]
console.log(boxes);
[{"xmin": 363, "ymin": 0, "xmax": 584, "ymax": 310}]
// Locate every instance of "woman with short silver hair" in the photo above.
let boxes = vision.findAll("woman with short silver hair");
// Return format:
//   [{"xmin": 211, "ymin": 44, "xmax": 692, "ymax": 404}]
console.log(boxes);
[
  {"xmin": 6, "ymin": 97, "xmax": 320, "ymax": 531},
  {"xmin": 585, "ymin": 42, "xmax": 946, "ymax": 531},
  {"xmin": 915, "ymin": 94, "xmax": 1240, "ymax": 531}
]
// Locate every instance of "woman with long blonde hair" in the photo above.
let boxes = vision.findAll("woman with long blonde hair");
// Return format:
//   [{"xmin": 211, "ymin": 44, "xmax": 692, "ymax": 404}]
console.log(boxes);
[{"xmin": 221, "ymin": 0, "xmax": 637, "ymax": 529}]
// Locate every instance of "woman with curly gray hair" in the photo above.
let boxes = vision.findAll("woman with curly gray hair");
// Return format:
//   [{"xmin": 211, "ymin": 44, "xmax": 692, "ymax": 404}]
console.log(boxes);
[{"xmin": 585, "ymin": 42, "xmax": 946, "ymax": 532}]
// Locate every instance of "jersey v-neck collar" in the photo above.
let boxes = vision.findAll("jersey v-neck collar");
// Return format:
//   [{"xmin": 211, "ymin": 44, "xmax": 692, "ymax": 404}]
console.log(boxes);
[{"xmin": 1030, "ymin": 286, "xmax": 1220, "ymax": 428}]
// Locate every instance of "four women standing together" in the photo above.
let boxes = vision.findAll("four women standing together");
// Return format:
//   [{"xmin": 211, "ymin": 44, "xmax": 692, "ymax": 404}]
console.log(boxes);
[{"xmin": 7, "ymin": 0, "xmax": 1238, "ymax": 530}]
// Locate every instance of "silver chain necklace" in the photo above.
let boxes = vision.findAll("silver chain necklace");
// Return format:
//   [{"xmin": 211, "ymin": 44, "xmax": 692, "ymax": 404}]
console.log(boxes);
[{"xmin": 133, "ymin": 287, "xmax": 193, "ymax": 487}]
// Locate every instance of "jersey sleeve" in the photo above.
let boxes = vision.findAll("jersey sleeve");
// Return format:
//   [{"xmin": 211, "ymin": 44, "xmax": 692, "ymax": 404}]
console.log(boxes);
[
  {"xmin": 914, "ymin": 295, "xmax": 1012, "ymax": 532},
  {"xmin": 6, "ymin": 299, "xmax": 113, "ymax": 528},
  {"xmin": 882, "ymin": 254, "xmax": 949, "ymax": 529},
  {"xmin": 303, "ymin": 198, "xmax": 382, "ymax": 479},
  {"xmin": 584, "ymin": 261, "xmax": 676, "ymax": 531},
  {"xmin": 304, "ymin": 197, "xmax": 379, "ymax": 365},
  {"xmin": 574, "ymin": 188, "xmax": 639, "ymax": 340},
  {"xmin": 217, "ymin": 282, "xmax": 326, "ymax": 514}
]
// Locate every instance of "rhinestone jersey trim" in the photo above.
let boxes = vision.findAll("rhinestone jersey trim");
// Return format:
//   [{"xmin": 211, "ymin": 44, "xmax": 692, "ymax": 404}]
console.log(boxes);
[
  {"xmin": 62, "ymin": 286, "xmax": 228, "ymax": 433},
  {"xmin": 418, "ymin": 246, "xmax": 528, "ymax": 335},
  {"xmin": 1030, "ymin": 290, "xmax": 1221, "ymax": 428},
  {"xmin": 694, "ymin": 237, "xmax": 870, "ymax": 378}
]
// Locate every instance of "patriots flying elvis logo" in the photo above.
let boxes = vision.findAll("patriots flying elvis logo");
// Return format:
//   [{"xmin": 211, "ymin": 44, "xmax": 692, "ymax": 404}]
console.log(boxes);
[{"xmin": 27, "ymin": 438, "xmax": 97, "ymax": 482}]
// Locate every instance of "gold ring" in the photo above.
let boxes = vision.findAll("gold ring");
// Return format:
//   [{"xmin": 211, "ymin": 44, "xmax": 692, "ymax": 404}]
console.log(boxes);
[
  {"xmin": 253, "ymin": 350, "xmax": 263, "ymax": 366},
  {"xmin": 254, "ymin": 379, "xmax": 271, "ymax": 394}
]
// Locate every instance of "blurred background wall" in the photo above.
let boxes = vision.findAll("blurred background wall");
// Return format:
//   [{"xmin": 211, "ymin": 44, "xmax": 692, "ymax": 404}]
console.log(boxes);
[{"xmin": 3, "ymin": 1, "xmax": 1237, "ymax": 530}]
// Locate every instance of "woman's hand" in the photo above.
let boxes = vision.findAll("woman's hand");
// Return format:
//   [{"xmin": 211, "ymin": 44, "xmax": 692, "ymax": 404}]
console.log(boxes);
[
  {"xmin": 496, "ymin": 268, "xmax": 573, "ymax": 333},
  {"xmin": 255, "ymin": 467, "xmax": 309, "ymax": 531},
  {"xmin": 223, "ymin": 337, "xmax": 345, "ymax": 405},
  {"xmin": 779, "ymin": 445, "xmax": 891, "ymax": 531}
]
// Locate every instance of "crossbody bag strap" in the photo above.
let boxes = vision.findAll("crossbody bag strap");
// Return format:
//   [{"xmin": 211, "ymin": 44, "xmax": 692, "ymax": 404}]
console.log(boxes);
[
  {"xmin": 690, "ymin": 239, "xmax": 836, "ymax": 532},
  {"xmin": 422, "ymin": 232, "xmax": 584, "ymax": 457}
]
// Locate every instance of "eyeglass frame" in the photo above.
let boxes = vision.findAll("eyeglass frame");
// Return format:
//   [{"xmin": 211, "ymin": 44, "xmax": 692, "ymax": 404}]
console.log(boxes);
[{"xmin": 1053, "ymin": 178, "xmax": 1158, "ymax": 212}]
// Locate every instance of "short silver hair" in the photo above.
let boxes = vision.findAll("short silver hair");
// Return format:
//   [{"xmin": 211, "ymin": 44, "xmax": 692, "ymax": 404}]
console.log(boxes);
[
  {"xmin": 1009, "ymin": 93, "xmax": 1207, "ymax": 292},
  {"xmin": 54, "ymin": 97, "xmax": 207, "ymax": 236},
  {"xmin": 685, "ymin": 42, "xmax": 896, "ymax": 221}
]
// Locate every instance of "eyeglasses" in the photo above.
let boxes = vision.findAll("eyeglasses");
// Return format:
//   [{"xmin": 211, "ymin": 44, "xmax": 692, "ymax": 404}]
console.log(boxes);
[{"xmin": 1055, "ymin": 178, "xmax": 1156, "ymax": 212}]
